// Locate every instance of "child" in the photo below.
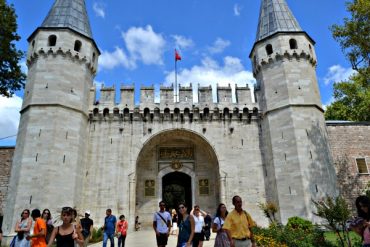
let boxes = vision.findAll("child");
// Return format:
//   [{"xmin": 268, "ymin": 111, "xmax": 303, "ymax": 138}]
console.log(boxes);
[{"xmin": 348, "ymin": 217, "xmax": 370, "ymax": 247}]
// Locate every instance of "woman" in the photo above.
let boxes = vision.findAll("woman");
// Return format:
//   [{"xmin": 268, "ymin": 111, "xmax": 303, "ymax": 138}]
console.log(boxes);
[
  {"xmin": 212, "ymin": 203, "xmax": 230, "ymax": 247},
  {"xmin": 48, "ymin": 207, "xmax": 84, "ymax": 247},
  {"xmin": 177, "ymin": 203, "xmax": 195, "ymax": 247},
  {"xmin": 191, "ymin": 205, "xmax": 206, "ymax": 247},
  {"xmin": 171, "ymin": 209, "xmax": 178, "ymax": 235},
  {"xmin": 42, "ymin": 209, "xmax": 54, "ymax": 244},
  {"xmin": 14, "ymin": 209, "xmax": 32, "ymax": 247},
  {"xmin": 356, "ymin": 196, "xmax": 370, "ymax": 220},
  {"xmin": 116, "ymin": 215, "xmax": 128, "ymax": 247}
]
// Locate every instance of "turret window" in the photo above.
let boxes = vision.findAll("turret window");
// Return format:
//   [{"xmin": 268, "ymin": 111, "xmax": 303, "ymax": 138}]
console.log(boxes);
[
  {"xmin": 266, "ymin": 44, "xmax": 273, "ymax": 55},
  {"xmin": 74, "ymin": 40, "xmax": 82, "ymax": 52},
  {"xmin": 289, "ymin": 39, "xmax": 298, "ymax": 49},
  {"xmin": 48, "ymin": 35, "xmax": 57, "ymax": 46}
]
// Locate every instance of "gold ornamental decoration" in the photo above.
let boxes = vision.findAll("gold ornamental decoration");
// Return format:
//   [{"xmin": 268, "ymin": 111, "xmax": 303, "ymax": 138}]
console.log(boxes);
[{"xmin": 171, "ymin": 160, "xmax": 183, "ymax": 170}]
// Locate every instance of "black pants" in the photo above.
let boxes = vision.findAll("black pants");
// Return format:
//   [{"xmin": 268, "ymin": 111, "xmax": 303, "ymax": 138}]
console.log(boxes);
[{"xmin": 192, "ymin": 232, "xmax": 204, "ymax": 247}]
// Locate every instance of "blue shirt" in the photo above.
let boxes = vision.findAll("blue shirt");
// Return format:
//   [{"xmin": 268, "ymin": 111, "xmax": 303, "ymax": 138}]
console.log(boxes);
[{"xmin": 104, "ymin": 215, "xmax": 117, "ymax": 235}]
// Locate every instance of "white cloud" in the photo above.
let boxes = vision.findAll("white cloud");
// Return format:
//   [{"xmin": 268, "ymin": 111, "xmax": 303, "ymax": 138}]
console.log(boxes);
[
  {"xmin": 99, "ymin": 46, "xmax": 135, "ymax": 70},
  {"xmin": 323, "ymin": 65, "xmax": 355, "ymax": 85},
  {"xmin": 322, "ymin": 96, "xmax": 335, "ymax": 110},
  {"xmin": 172, "ymin": 35, "xmax": 194, "ymax": 50},
  {"xmin": 123, "ymin": 25, "xmax": 166, "ymax": 66},
  {"xmin": 234, "ymin": 4, "xmax": 242, "ymax": 16},
  {"xmin": 0, "ymin": 95, "xmax": 22, "ymax": 145},
  {"xmin": 20, "ymin": 60, "xmax": 28, "ymax": 74},
  {"xmin": 94, "ymin": 80, "xmax": 104, "ymax": 90},
  {"xmin": 164, "ymin": 56, "xmax": 255, "ymax": 102},
  {"xmin": 207, "ymin": 38, "xmax": 231, "ymax": 54},
  {"xmin": 93, "ymin": 3, "xmax": 106, "ymax": 18}
]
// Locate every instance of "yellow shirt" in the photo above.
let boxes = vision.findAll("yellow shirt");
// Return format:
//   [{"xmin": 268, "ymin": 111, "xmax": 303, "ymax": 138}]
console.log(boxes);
[{"xmin": 222, "ymin": 209, "xmax": 256, "ymax": 239}]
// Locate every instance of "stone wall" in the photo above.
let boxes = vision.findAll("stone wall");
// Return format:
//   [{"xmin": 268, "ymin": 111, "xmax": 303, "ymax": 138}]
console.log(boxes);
[
  {"xmin": 327, "ymin": 122, "xmax": 370, "ymax": 209},
  {"xmin": 0, "ymin": 147, "xmax": 14, "ymax": 217}
]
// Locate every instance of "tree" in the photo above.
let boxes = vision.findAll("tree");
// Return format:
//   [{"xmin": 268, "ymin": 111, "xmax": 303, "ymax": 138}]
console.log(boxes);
[
  {"xmin": 0, "ymin": 0, "xmax": 26, "ymax": 97},
  {"xmin": 325, "ymin": 0, "xmax": 370, "ymax": 121},
  {"xmin": 330, "ymin": 0, "xmax": 370, "ymax": 77},
  {"xmin": 325, "ymin": 73, "xmax": 370, "ymax": 121}
]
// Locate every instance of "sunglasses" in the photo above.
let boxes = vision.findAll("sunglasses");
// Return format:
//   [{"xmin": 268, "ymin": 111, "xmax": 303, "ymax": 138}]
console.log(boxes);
[
  {"xmin": 159, "ymin": 204, "xmax": 166, "ymax": 207},
  {"xmin": 23, "ymin": 212, "xmax": 29, "ymax": 214},
  {"xmin": 178, "ymin": 206, "xmax": 185, "ymax": 209}
]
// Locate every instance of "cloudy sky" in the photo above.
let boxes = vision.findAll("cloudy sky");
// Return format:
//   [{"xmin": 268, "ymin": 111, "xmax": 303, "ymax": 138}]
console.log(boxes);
[{"xmin": 1, "ymin": 0, "xmax": 355, "ymax": 146}]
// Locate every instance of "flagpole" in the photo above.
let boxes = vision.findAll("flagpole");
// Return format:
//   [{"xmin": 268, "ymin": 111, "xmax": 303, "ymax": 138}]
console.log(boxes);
[{"xmin": 175, "ymin": 54, "xmax": 178, "ymax": 102}]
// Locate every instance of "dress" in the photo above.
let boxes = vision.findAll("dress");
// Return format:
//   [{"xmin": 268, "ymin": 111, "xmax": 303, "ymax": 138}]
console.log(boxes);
[
  {"xmin": 172, "ymin": 215, "xmax": 178, "ymax": 231},
  {"xmin": 55, "ymin": 227, "xmax": 75, "ymax": 247},
  {"xmin": 177, "ymin": 216, "xmax": 191, "ymax": 247},
  {"xmin": 15, "ymin": 219, "xmax": 30, "ymax": 247},
  {"xmin": 213, "ymin": 217, "xmax": 230, "ymax": 247}
]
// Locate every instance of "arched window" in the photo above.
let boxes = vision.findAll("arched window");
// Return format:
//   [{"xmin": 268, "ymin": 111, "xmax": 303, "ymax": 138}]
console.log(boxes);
[
  {"xmin": 48, "ymin": 35, "xmax": 57, "ymax": 46},
  {"xmin": 113, "ymin": 108, "xmax": 119, "ymax": 116},
  {"xmin": 92, "ymin": 52, "xmax": 96, "ymax": 63},
  {"xmin": 93, "ymin": 108, "xmax": 99, "ymax": 116},
  {"xmin": 265, "ymin": 44, "xmax": 273, "ymax": 55},
  {"xmin": 74, "ymin": 40, "xmax": 82, "ymax": 52},
  {"xmin": 289, "ymin": 39, "xmax": 298, "ymax": 49},
  {"xmin": 103, "ymin": 108, "xmax": 109, "ymax": 117},
  {"xmin": 144, "ymin": 108, "xmax": 150, "ymax": 117},
  {"xmin": 223, "ymin": 108, "xmax": 230, "ymax": 119},
  {"xmin": 123, "ymin": 108, "xmax": 130, "ymax": 118},
  {"xmin": 32, "ymin": 40, "xmax": 35, "ymax": 49}
]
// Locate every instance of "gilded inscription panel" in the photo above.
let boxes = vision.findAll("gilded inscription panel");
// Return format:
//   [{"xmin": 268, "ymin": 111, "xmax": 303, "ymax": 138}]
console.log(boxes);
[
  {"xmin": 159, "ymin": 147, "xmax": 194, "ymax": 160},
  {"xmin": 199, "ymin": 179, "xmax": 209, "ymax": 195},
  {"xmin": 144, "ymin": 179, "xmax": 155, "ymax": 197}
]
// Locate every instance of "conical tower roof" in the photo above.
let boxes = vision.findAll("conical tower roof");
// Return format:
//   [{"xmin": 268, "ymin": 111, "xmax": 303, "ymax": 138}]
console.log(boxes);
[
  {"xmin": 256, "ymin": 0, "xmax": 302, "ymax": 41},
  {"xmin": 41, "ymin": 0, "xmax": 92, "ymax": 38}
]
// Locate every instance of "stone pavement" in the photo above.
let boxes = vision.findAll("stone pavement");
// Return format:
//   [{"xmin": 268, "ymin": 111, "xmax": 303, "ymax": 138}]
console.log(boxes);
[{"xmin": 89, "ymin": 229, "xmax": 215, "ymax": 247}]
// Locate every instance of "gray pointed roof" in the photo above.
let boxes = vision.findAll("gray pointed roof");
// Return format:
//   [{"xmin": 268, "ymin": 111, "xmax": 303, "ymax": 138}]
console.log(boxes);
[
  {"xmin": 256, "ymin": 0, "xmax": 302, "ymax": 41},
  {"xmin": 42, "ymin": 0, "xmax": 93, "ymax": 38}
]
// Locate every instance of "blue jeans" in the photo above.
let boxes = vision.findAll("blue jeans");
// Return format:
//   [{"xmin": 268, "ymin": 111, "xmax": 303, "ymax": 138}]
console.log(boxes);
[
  {"xmin": 103, "ymin": 232, "xmax": 115, "ymax": 247},
  {"xmin": 117, "ymin": 235, "xmax": 126, "ymax": 247}
]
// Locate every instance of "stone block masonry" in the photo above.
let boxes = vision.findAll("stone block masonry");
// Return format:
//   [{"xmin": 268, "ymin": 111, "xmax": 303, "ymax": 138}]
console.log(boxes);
[{"xmin": 0, "ymin": 147, "xmax": 14, "ymax": 217}]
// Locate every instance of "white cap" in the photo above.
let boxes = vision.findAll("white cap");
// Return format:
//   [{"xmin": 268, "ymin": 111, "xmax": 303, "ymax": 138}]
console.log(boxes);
[{"xmin": 85, "ymin": 210, "xmax": 91, "ymax": 215}]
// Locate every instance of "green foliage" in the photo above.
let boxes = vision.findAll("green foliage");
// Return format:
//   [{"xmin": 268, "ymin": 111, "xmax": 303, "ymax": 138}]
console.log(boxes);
[
  {"xmin": 330, "ymin": 0, "xmax": 370, "ymax": 76},
  {"xmin": 313, "ymin": 197, "xmax": 353, "ymax": 247},
  {"xmin": 286, "ymin": 216, "xmax": 314, "ymax": 232},
  {"xmin": 324, "ymin": 231, "xmax": 362, "ymax": 247},
  {"xmin": 325, "ymin": 73, "xmax": 370, "ymax": 121},
  {"xmin": 90, "ymin": 227, "xmax": 103, "ymax": 243},
  {"xmin": 253, "ymin": 223, "xmax": 335, "ymax": 247},
  {"xmin": 258, "ymin": 201, "xmax": 278, "ymax": 224},
  {"xmin": 0, "ymin": 0, "xmax": 26, "ymax": 97}
]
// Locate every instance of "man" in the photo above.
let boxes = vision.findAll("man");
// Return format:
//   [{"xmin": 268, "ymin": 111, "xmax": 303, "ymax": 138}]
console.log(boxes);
[
  {"xmin": 153, "ymin": 201, "xmax": 171, "ymax": 247},
  {"xmin": 26, "ymin": 209, "xmax": 47, "ymax": 247},
  {"xmin": 102, "ymin": 209, "xmax": 117, "ymax": 247},
  {"xmin": 80, "ymin": 210, "xmax": 94, "ymax": 247},
  {"xmin": 223, "ymin": 196, "xmax": 256, "ymax": 247}
]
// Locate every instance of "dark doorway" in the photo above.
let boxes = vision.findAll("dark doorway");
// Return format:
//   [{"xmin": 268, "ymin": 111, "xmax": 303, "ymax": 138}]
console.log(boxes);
[{"xmin": 162, "ymin": 172, "xmax": 192, "ymax": 212}]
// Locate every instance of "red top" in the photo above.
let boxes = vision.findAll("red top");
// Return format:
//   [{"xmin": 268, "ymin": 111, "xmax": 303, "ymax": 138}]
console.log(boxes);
[{"xmin": 117, "ymin": 220, "xmax": 128, "ymax": 236}]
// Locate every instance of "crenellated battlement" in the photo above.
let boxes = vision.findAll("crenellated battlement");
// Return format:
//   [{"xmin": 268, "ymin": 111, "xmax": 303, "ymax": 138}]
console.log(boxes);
[
  {"xmin": 27, "ymin": 47, "xmax": 97, "ymax": 74},
  {"xmin": 89, "ymin": 83, "xmax": 259, "ymax": 122}
]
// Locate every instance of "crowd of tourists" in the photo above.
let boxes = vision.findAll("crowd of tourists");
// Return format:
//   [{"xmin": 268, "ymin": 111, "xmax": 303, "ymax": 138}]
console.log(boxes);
[{"xmin": 3, "ymin": 194, "xmax": 370, "ymax": 247}]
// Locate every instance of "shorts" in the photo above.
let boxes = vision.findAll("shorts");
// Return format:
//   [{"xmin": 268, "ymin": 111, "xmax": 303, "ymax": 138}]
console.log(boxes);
[
  {"xmin": 192, "ymin": 232, "xmax": 204, "ymax": 246},
  {"xmin": 156, "ymin": 233, "xmax": 168, "ymax": 246}
]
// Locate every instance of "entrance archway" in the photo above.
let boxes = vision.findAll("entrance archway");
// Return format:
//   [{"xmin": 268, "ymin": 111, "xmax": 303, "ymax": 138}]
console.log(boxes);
[
  {"xmin": 135, "ymin": 129, "xmax": 220, "ymax": 227},
  {"xmin": 162, "ymin": 172, "xmax": 192, "ymax": 211}
]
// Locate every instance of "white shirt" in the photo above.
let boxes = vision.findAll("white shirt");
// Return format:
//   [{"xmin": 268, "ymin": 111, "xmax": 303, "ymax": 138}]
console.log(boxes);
[
  {"xmin": 193, "ymin": 214, "xmax": 204, "ymax": 233},
  {"xmin": 213, "ymin": 216, "xmax": 225, "ymax": 231},
  {"xmin": 153, "ymin": 211, "xmax": 171, "ymax": 233}
]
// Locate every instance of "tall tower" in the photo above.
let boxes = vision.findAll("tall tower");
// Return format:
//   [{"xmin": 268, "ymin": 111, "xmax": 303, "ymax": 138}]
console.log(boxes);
[
  {"xmin": 3, "ymin": 0, "xmax": 99, "ymax": 234},
  {"xmin": 250, "ymin": 0, "xmax": 337, "ymax": 223}
]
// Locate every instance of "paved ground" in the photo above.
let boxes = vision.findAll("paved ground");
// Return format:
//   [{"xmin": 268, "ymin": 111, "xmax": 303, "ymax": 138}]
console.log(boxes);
[{"xmin": 90, "ymin": 229, "xmax": 215, "ymax": 247}]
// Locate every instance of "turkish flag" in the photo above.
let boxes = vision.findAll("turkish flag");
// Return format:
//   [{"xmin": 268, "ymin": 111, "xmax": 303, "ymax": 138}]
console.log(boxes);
[{"xmin": 175, "ymin": 49, "xmax": 182, "ymax": 61}]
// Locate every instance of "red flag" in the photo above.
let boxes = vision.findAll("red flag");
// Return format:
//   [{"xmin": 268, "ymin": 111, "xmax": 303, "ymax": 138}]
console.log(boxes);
[{"xmin": 175, "ymin": 49, "xmax": 182, "ymax": 61}]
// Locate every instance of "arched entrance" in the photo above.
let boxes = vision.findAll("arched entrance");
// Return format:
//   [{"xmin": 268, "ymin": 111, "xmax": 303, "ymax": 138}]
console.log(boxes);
[
  {"xmin": 162, "ymin": 172, "xmax": 192, "ymax": 211},
  {"xmin": 135, "ymin": 129, "xmax": 220, "ymax": 227}
]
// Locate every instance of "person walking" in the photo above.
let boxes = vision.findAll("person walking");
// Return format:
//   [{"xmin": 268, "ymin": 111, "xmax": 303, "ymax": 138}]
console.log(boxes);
[
  {"xmin": 47, "ymin": 207, "xmax": 84, "ymax": 247},
  {"xmin": 212, "ymin": 203, "xmax": 230, "ymax": 247},
  {"xmin": 26, "ymin": 209, "xmax": 47, "ymax": 247},
  {"xmin": 177, "ymin": 203, "xmax": 195, "ymax": 247},
  {"xmin": 191, "ymin": 205, "xmax": 206, "ymax": 247},
  {"xmin": 14, "ymin": 209, "xmax": 32, "ymax": 247},
  {"xmin": 203, "ymin": 213, "xmax": 212, "ymax": 241},
  {"xmin": 80, "ymin": 211, "xmax": 94, "ymax": 247},
  {"xmin": 171, "ymin": 209, "xmax": 178, "ymax": 235},
  {"xmin": 153, "ymin": 201, "xmax": 172, "ymax": 247},
  {"xmin": 41, "ymin": 209, "xmax": 54, "ymax": 244},
  {"xmin": 116, "ymin": 215, "xmax": 128, "ymax": 247},
  {"xmin": 223, "ymin": 196, "xmax": 256, "ymax": 247},
  {"xmin": 102, "ymin": 209, "xmax": 116, "ymax": 247}
]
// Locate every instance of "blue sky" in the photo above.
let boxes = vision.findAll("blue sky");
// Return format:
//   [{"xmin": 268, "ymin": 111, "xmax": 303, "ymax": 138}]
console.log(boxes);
[{"xmin": 0, "ymin": 0, "xmax": 355, "ymax": 146}]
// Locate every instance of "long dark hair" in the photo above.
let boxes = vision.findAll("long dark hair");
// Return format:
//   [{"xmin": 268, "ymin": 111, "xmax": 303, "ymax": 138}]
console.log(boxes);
[
  {"xmin": 177, "ymin": 202, "xmax": 188, "ymax": 222},
  {"xmin": 356, "ymin": 196, "xmax": 370, "ymax": 220},
  {"xmin": 42, "ymin": 208, "xmax": 52, "ymax": 221},
  {"xmin": 215, "ymin": 203, "xmax": 228, "ymax": 218}
]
